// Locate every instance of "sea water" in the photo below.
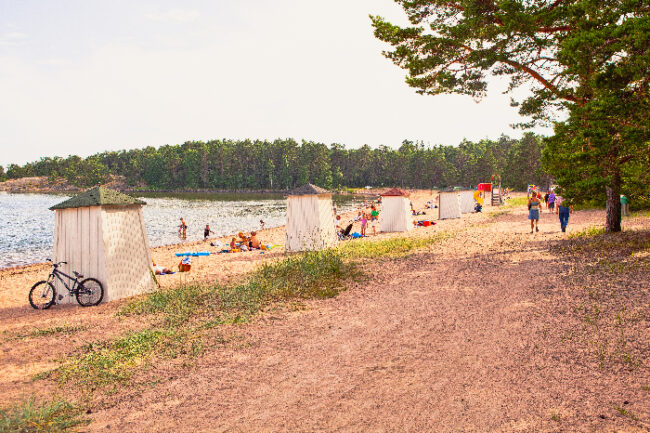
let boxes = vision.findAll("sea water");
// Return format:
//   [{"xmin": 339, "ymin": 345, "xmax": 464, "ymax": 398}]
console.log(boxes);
[{"xmin": 0, "ymin": 192, "xmax": 365, "ymax": 268}]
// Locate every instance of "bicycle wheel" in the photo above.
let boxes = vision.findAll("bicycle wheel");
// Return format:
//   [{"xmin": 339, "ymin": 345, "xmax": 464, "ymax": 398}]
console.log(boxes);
[
  {"xmin": 76, "ymin": 278, "xmax": 104, "ymax": 306},
  {"xmin": 29, "ymin": 281, "xmax": 56, "ymax": 310}
]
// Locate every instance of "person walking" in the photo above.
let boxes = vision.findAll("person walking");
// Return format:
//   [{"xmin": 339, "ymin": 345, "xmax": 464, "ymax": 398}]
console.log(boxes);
[
  {"xmin": 528, "ymin": 193, "xmax": 541, "ymax": 233},
  {"xmin": 548, "ymin": 191, "xmax": 557, "ymax": 214},
  {"xmin": 557, "ymin": 196, "xmax": 573, "ymax": 232},
  {"xmin": 544, "ymin": 191, "xmax": 550, "ymax": 210}
]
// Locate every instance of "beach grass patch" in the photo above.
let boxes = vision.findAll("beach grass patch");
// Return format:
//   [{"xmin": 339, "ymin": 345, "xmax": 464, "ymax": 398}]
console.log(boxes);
[
  {"xmin": 339, "ymin": 232, "xmax": 452, "ymax": 259},
  {"xmin": 29, "ymin": 325, "xmax": 87, "ymax": 338},
  {"xmin": 0, "ymin": 397, "xmax": 88, "ymax": 433},
  {"xmin": 568, "ymin": 226, "xmax": 607, "ymax": 239},
  {"xmin": 53, "ymin": 249, "xmax": 359, "ymax": 393},
  {"xmin": 503, "ymin": 197, "xmax": 528, "ymax": 208}
]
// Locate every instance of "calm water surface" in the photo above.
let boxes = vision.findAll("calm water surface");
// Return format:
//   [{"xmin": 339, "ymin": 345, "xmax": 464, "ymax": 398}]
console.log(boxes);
[{"xmin": 0, "ymin": 192, "xmax": 365, "ymax": 268}]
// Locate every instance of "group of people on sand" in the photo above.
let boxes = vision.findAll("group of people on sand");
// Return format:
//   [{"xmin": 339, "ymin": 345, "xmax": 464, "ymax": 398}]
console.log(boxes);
[
  {"xmin": 335, "ymin": 201, "xmax": 381, "ymax": 238},
  {"xmin": 178, "ymin": 218, "xmax": 266, "ymax": 242},
  {"xmin": 227, "ymin": 231, "xmax": 266, "ymax": 252},
  {"xmin": 527, "ymin": 190, "xmax": 573, "ymax": 233}
]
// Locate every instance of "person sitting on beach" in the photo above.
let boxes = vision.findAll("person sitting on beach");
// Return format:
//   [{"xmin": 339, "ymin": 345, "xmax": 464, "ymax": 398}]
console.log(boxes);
[
  {"xmin": 203, "ymin": 224, "xmax": 214, "ymax": 241},
  {"xmin": 229, "ymin": 237, "xmax": 238, "ymax": 252},
  {"xmin": 237, "ymin": 232, "xmax": 249, "ymax": 251},
  {"xmin": 249, "ymin": 231, "xmax": 262, "ymax": 249}
]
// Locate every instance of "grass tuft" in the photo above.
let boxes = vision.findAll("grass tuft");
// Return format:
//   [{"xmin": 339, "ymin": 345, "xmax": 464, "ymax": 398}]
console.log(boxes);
[
  {"xmin": 339, "ymin": 232, "xmax": 451, "ymax": 259},
  {"xmin": 568, "ymin": 226, "xmax": 606, "ymax": 238},
  {"xmin": 0, "ymin": 397, "xmax": 88, "ymax": 433},
  {"xmin": 29, "ymin": 325, "xmax": 87, "ymax": 338}
]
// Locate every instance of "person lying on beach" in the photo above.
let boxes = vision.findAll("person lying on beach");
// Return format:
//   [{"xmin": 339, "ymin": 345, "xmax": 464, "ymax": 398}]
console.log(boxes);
[{"xmin": 152, "ymin": 261, "xmax": 173, "ymax": 275}]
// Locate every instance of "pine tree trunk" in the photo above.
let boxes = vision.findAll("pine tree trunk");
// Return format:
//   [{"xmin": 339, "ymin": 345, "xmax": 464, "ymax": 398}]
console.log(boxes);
[{"xmin": 605, "ymin": 170, "xmax": 622, "ymax": 232}]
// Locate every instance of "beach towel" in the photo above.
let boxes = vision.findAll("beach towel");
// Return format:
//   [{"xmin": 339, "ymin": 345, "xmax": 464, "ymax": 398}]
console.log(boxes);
[
  {"xmin": 175, "ymin": 251, "xmax": 210, "ymax": 257},
  {"xmin": 351, "ymin": 232, "xmax": 363, "ymax": 238}
]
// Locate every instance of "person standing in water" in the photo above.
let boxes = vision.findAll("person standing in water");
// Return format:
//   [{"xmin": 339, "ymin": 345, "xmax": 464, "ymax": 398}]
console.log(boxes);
[
  {"xmin": 528, "ymin": 193, "xmax": 541, "ymax": 233},
  {"xmin": 179, "ymin": 218, "xmax": 188, "ymax": 239},
  {"xmin": 203, "ymin": 224, "xmax": 214, "ymax": 241}
]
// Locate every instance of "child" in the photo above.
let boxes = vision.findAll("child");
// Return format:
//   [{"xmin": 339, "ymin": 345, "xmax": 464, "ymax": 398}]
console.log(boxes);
[
  {"xmin": 260, "ymin": 219, "xmax": 266, "ymax": 230},
  {"xmin": 179, "ymin": 218, "xmax": 188, "ymax": 239},
  {"xmin": 204, "ymin": 224, "xmax": 214, "ymax": 240},
  {"xmin": 361, "ymin": 212, "xmax": 368, "ymax": 236}
]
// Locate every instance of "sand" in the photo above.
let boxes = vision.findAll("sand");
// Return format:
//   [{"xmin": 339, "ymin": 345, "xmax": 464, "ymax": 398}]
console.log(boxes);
[{"xmin": 1, "ymin": 190, "xmax": 648, "ymax": 432}]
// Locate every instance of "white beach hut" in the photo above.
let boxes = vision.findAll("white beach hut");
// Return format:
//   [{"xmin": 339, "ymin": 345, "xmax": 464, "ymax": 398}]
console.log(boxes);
[
  {"xmin": 458, "ymin": 190, "xmax": 476, "ymax": 214},
  {"xmin": 49, "ymin": 186, "xmax": 155, "ymax": 304},
  {"xmin": 438, "ymin": 190, "xmax": 462, "ymax": 219},
  {"xmin": 379, "ymin": 188, "xmax": 412, "ymax": 232},
  {"xmin": 285, "ymin": 184, "xmax": 337, "ymax": 252}
]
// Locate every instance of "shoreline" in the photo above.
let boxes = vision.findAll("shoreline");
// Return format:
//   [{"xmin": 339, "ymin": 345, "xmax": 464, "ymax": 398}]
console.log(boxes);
[
  {"xmin": 0, "ymin": 176, "xmax": 384, "ymax": 196},
  {"xmin": 1, "ymin": 190, "xmax": 419, "ymax": 308}
]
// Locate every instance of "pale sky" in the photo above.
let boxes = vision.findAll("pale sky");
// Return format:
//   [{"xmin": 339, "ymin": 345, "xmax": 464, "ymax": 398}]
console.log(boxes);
[{"xmin": 0, "ymin": 0, "xmax": 550, "ymax": 167}]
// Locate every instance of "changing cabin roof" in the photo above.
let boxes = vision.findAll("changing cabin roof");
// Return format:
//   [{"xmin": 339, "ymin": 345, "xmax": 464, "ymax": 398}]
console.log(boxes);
[
  {"xmin": 287, "ymin": 184, "xmax": 330, "ymax": 196},
  {"xmin": 380, "ymin": 188, "xmax": 409, "ymax": 197},
  {"xmin": 49, "ymin": 186, "xmax": 146, "ymax": 210}
]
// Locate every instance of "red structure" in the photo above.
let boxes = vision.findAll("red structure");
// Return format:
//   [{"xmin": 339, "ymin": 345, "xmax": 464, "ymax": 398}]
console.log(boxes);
[{"xmin": 477, "ymin": 183, "xmax": 492, "ymax": 192}]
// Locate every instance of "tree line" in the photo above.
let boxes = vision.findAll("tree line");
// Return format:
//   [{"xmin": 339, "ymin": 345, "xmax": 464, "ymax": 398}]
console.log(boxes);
[{"xmin": 0, "ymin": 134, "xmax": 548, "ymax": 191}]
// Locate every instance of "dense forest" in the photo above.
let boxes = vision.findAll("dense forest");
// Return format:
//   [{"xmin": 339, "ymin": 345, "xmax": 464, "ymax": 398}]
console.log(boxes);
[{"xmin": 0, "ymin": 134, "xmax": 548, "ymax": 191}]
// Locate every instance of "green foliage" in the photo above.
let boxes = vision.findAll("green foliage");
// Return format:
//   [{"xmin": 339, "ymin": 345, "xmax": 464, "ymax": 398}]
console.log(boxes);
[
  {"xmin": 6, "ymin": 135, "xmax": 547, "ymax": 191},
  {"xmin": 0, "ymin": 397, "xmax": 88, "ymax": 433},
  {"xmin": 569, "ymin": 226, "xmax": 607, "ymax": 239},
  {"xmin": 372, "ymin": 0, "xmax": 650, "ymax": 231},
  {"xmin": 0, "ymin": 165, "xmax": 6, "ymax": 182}
]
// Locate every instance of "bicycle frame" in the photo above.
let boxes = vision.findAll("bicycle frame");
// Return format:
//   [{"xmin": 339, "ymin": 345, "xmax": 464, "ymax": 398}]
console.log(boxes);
[{"xmin": 47, "ymin": 268, "xmax": 80, "ymax": 294}]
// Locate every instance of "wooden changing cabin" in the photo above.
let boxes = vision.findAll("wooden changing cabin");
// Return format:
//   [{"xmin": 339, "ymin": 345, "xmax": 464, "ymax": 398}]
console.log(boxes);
[
  {"xmin": 438, "ymin": 190, "xmax": 462, "ymax": 219},
  {"xmin": 379, "ymin": 188, "xmax": 412, "ymax": 232},
  {"xmin": 285, "ymin": 184, "xmax": 337, "ymax": 252},
  {"xmin": 49, "ymin": 186, "xmax": 155, "ymax": 304}
]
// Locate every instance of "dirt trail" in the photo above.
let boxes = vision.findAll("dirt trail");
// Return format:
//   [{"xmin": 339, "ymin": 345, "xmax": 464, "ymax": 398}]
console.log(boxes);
[
  {"xmin": 2, "ymin": 194, "xmax": 648, "ymax": 432},
  {"xmin": 85, "ymin": 207, "xmax": 648, "ymax": 432}
]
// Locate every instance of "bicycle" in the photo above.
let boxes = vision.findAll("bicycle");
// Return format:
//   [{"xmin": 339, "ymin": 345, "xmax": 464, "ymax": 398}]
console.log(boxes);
[{"xmin": 29, "ymin": 259, "xmax": 104, "ymax": 309}]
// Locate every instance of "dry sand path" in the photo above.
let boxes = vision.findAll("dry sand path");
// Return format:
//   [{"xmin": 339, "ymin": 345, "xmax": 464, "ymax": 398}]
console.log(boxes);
[
  {"xmin": 1, "ymin": 194, "xmax": 648, "ymax": 432},
  {"xmin": 85, "ymin": 206, "xmax": 649, "ymax": 432}
]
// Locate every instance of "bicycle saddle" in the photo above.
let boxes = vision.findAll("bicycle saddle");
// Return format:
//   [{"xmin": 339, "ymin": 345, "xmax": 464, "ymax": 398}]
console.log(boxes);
[{"xmin": 73, "ymin": 271, "xmax": 84, "ymax": 278}]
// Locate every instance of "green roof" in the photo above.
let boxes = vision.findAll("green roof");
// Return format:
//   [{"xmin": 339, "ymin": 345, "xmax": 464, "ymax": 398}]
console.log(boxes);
[{"xmin": 49, "ymin": 186, "xmax": 145, "ymax": 210}]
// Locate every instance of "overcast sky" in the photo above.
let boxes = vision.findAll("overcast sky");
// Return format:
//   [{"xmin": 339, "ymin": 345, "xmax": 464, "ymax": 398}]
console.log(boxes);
[{"xmin": 0, "ymin": 0, "xmax": 550, "ymax": 167}]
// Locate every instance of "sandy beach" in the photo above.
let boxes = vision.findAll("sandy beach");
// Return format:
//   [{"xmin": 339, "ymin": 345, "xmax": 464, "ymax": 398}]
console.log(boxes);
[{"xmin": 1, "ymin": 190, "xmax": 648, "ymax": 432}]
